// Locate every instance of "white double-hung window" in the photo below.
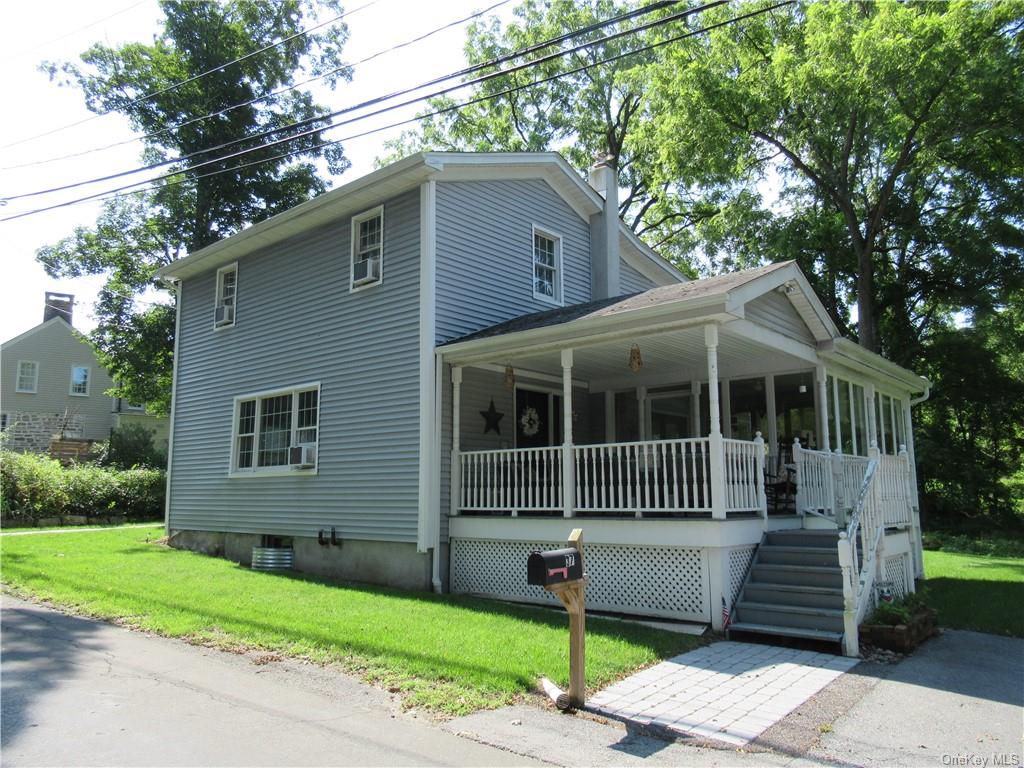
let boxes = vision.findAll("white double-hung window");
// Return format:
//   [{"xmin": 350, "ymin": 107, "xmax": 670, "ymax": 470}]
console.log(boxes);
[
  {"xmin": 16, "ymin": 360, "xmax": 38, "ymax": 393},
  {"xmin": 350, "ymin": 206, "xmax": 383, "ymax": 290},
  {"xmin": 532, "ymin": 227, "xmax": 562, "ymax": 304},
  {"xmin": 69, "ymin": 366, "xmax": 90, "ymax": 396},
  {"xmin": 214, "ymin": 263, "xmax": 238, "ymax": 328},
  {"xmin": 231, "ymin": 384, "xmax": 320, "ymax": 475}
]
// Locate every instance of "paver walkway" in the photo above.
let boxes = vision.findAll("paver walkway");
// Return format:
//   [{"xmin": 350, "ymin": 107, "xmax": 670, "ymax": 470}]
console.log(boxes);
[{"xmin": 588, "ymin": 641, "xmax": 858, "ymax": 746}]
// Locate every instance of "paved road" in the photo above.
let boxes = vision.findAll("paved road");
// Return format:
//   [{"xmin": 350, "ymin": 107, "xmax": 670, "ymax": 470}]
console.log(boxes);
[
  {"xmin": 807, "ymin": 629, "xmax": 1023, "ymax": 767},
  {"xmin": 0, "ymin": 596, "xmax": 538, "ymax": 767}
]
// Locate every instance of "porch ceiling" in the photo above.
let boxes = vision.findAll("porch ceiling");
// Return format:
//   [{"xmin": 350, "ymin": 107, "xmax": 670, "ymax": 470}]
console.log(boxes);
[{"xmin": 488, "ymin": 323, "xmax": 813, "ymax": 390}]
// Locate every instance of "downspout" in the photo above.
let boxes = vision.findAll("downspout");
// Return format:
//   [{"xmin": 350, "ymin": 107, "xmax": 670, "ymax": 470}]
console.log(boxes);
[
  {"xmin": 910, "ymin": 379, "xmax": 930, "ymax": 407},
  {"xmin": 163, "ymin": 278, "xmax": 183, "ymax": 539}
]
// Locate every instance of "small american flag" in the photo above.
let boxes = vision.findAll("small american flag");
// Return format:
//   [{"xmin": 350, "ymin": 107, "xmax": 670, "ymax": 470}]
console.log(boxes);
[{"xmin": 722, "ymin": 596, "xmax": 731, "ymax": 628}]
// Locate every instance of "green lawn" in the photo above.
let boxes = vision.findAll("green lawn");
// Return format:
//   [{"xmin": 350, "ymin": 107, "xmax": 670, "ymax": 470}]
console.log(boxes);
[
  {"xmin": 922, "ymin": 549, "xmax": 1024, "ymax": 637},
  {"xmin": 0, "ymin": 527, "xmax": 696, "ymax": 715}
]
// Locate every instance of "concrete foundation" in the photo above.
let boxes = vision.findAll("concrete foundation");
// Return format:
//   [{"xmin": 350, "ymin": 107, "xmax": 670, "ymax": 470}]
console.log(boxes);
[{"xmin": 169, "ymin": 529, "xmax": 432, "ymax": 591}]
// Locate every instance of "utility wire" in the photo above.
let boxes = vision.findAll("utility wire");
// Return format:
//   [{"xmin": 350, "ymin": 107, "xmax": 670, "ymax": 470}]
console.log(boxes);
[
  {"xmin": 0, "ymin": 2, "xmax": 148, "ymax": 63},
  {"xmin": 0, "ymin": 0, "xmax": 376, "ymax": 151},
  {"xmin": 1, "ymin": 1, "xmax": 794, "ymax": 223},
  {"xmin": 2, "ymin": 0, "xmax": 692, "ymax": 202},
  {"xmin": 1, "ymin": 0, "xmax": 514, "ymax": 172}
]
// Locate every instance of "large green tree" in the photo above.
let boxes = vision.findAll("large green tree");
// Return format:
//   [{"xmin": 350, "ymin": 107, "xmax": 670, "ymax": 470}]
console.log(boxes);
[
  {"xmin": 37, "ymin": 0, "xmax": 353, "ymax": 412},
  {"xmin": 644, "ymin": 0, "xmax": 1024, "ymax": 354}
]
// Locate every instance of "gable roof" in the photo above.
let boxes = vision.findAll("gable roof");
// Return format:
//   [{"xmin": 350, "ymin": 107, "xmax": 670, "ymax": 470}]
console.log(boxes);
[
  {"xmin": 154, "ymin": 152, "xmax": 686, "ymax": 284},
  {"xmin": 444, "ymin": 261, "xmax": 823, "ymax": 345},
  {"xmin": 0, "ymin": 315, "xmax": 76, "ymax": 350}
]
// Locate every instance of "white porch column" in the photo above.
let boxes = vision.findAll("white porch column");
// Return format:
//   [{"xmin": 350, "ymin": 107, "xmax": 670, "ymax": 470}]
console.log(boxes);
[
  {"xmin": 636, "ymin": 386, "xmax": 647, "ymax": 441},
  {"xmin": 561, "ymin": 348, "xmax": 575, "ymax": 518},
  {"xmin": 691, "ymin": 380, "xmax": 702, "ymax": 439},
  {"xmin": 765, "ymin": 374, "xmax": 778, "ymax": 469},
  {"xmin": 706, "ymin": 325, "xmax": 726, "ymax": 520},
  {"xmin": 450, "ymin": 367, "xmax": 463, "ymax": 519},
  {"xmin": 865, "ymin": 383, "xmax": 878, "ymax": 450},
  {"xmin": 816, "ymin": 364, "xmax": 831, "ymax": 451}
]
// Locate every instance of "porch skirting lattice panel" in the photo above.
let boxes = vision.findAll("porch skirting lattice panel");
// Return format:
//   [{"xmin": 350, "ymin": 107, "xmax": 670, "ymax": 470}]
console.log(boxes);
[
  {"xmin": 728, "ymin": 545, "xmax": 758, "ymax": 606},
  {"xmin": 450, "ymin": 538, "xmax": 710, "ymax": 621}
]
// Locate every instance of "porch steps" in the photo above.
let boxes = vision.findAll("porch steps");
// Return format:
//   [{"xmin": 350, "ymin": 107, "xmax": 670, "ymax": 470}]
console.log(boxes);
[{"xmin": 729, "ymin": 530, "xmax": 846, "ymax": 650}]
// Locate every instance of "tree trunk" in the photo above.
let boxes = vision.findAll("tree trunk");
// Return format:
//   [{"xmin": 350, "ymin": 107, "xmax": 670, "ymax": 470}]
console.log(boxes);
[{"xmin": 856, "ymin": 244, "xmax": 877, "ymax": 352}]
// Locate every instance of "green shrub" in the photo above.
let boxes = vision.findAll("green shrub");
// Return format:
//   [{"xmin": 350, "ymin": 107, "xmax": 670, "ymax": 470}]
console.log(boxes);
[
  {"xmin": 869, "ymin": 601, "xmax": 913, "ymax": 626},
  {"xmin": 104, "ymin": 423, "xmax": 166, "ymax": 469},
  {"xmin": 921, "ymin": 531, "xmax": 1024, "ymax": 558},
  {"xmin": 0, "ymin": 450, "xmax": 164, "ymax": 522}
]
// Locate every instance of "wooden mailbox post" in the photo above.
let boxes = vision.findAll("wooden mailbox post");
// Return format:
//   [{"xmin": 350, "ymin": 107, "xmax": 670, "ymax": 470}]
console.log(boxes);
[{"xmin": 527, "ymin": 528, "xmax": 586, "ymax": 710}]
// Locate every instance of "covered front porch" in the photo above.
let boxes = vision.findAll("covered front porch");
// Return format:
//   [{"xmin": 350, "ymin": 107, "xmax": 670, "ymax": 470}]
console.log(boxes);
[{"xmin": 445, "ymin": 322, "xmax": 823, "ymax": 523}]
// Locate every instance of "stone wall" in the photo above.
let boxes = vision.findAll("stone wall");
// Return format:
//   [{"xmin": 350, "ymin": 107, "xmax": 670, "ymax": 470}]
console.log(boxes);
[{"xmin": 1, "ymin": 411, "xmax": 85, "ymax": 453}]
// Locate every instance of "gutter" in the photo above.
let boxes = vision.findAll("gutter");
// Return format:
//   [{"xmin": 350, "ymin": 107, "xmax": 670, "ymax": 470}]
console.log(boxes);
[{"xmin": 910, "ymin": 380, "xmax": 931, "ymax": 406}]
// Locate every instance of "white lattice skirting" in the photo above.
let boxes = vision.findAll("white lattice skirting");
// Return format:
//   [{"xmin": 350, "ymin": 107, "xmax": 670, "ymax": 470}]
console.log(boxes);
[
  {"xmin": 884, "ymin": 553, "xmax": 912, "ymax": 599},
  {"xmin": 728, "ymin": 546, "xmax": 757, "ymax": 606},
  {"xmin": 450, "ymin": 538, "xmax": 710, "ymax": 621}
]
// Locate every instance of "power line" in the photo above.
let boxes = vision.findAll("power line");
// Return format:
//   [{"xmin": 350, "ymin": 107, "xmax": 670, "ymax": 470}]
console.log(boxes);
[
  {"xmin": 1, "ymin": 0, "xmax": 514, "ymax": 173},
  {"xmin": 1, "ymin": 2, "xmax": 148, "ymax": 64},
  {"xmin": 0, "ymin": 1, "xmax": 794, "ymax": 223},
  {"xmin": 3, "ymin": 0, "xmax": 691, "ymax": 203},
  {"xmin": 0, "ymin": 0, "xmax": 376, "ymax": 151}
]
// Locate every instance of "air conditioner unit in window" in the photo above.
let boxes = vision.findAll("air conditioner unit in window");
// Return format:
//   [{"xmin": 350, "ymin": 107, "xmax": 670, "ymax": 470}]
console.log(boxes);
[
  {"xmin": 214, "ymin": 304, "xmax": 234, "ymax": 327},
  {"xmin": 352, "ymin": 257, "xmax": 380, "ymax": 287},
  {"xmin": 289, "ymin": 443, "xmax": 317, "ymax": 469}
]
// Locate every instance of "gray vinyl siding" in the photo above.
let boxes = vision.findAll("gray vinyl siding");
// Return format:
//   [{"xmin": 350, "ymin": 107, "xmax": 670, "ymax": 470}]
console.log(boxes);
[
  {"xmin": 619, "ymin": 260, "xmax": 658, "ymax": 294},
  {"xmin": 746, "ymin": 291, "xmax": 816, "ymax": 345},
  {"xmin": 439, "ymin": 366, "xmax": 590, "ymax": 541},
  {"xmin": 168, "ymin": 188, "xmax": 422, "ymax": 542},
  {"xmin": 0, "ymin": 319, "xmax": 116, "ymax": 440},
  {"xmin": 434, "ymin": 179, "xmax": 591, "ymax": 343}
]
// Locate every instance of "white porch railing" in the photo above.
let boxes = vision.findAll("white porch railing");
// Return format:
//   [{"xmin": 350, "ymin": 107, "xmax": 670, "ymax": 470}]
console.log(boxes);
[
  {"xmin": 574, "ymin": 438, "xmax": 711, "ymax": 515},
  {"xmin": 793, "ymin": 441, "xmax": 912, "ymax": 528},
  {"xmin": 460, "ymin": 446, "xmax": 562, "ymax": 513},
  {"xmin": 838, "ymin": 454, "xmax": 884, "ymax": 657},
  {"xmin": 457, "ymin": 436, "xmax": 765, "ymax": 517},
  {"xmin": 723, "ymin": 438, "xmax": 765, "ymax": 513}
]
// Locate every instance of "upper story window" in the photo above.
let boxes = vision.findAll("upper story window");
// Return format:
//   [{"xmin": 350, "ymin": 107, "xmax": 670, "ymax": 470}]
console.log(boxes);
[
  {"xmin": 70, "ymin": 366, "xmax": 90, "ymax": 396},
  {"xmin": 350, "ymin": 206, "xmax": 384, "ymax": 291},
  {"xmin": 532, "ymin": 227, "xmax": 562, "ymax": 304},
  {"xmin": 214, "ymin": 263, "xmax": 238, "ymax": 329},
  {"xmin": 16, "ymin": 360, "xmax": 38, "ymax": 393},
  {"xmin": 231, "ymin": 384, "xmax": 320, "ymax": 476}
]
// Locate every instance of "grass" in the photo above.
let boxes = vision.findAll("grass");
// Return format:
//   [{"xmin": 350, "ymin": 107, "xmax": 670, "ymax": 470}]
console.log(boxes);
[
  {"xmin": 0, "ymin": 527, "xmax": 697, "ymax": 715},
  {"xmin": 922, "ymin": 549, "xmax": 1024, "ymax": 637},
  {"xmin": 0, "ymin": 523, "xmax": 163, "ymax": 534}
]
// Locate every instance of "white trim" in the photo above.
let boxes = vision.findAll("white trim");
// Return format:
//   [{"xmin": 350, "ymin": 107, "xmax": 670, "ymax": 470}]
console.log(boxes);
[
  {"xmin": 15, "ymin": 360, "xmax": 39, "ymax": 393},
  {"xmin": 213, "ymin": 262, "xmax": 238, "ymax": 330},
  {"xmin": 469, "ymin": 362, "xmax": 588, "ymax": 390},
  {"xmin": 164, "ymin": 281, "xmax": 183, "ymax": 535},
  {"xmin": 227, "ymin": 382, "xmax": 321, "ymax": 477},
  {"xmin": 416, "ymin": 180, "xmax": 437, "ymax": 552},
  {"xmin": 531, "ymin": 225, "xmax": 563, "ymax": 306},
  {"xmin": 349, "ymin": 204, "xmax": 385, "ymax": 292},
  {"xmin": 1, "ymin": 316, "xmax": 70, "ymax": 349},
  {"xmin": 69, "ymin": 365, "xmax": 90, "ymax": 397}
]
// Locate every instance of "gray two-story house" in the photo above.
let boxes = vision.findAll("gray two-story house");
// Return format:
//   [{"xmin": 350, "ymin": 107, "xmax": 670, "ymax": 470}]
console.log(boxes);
[{"xmin": 157, "ymin": 152, "xmax": 930, "ymax": 656}]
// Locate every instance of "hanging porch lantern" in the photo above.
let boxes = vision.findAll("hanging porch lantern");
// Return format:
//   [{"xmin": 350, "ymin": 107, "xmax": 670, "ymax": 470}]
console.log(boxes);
[
  {"xmin": 504, "ymin": 363, "xmax": 516, "ymax": 389},
  {"xmin": 628, "ymin": 344, "xmax": 643, "ymax": 373}
]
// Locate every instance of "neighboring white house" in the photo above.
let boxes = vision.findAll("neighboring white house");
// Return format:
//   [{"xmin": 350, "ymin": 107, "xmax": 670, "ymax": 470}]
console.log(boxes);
[
  {"xmin": 155, "ymin": 152, "xmax": 929, "ymax": 656},
  {"xmin": 0, "ymin": 293, "xmax": 167, "ymax": 453}
]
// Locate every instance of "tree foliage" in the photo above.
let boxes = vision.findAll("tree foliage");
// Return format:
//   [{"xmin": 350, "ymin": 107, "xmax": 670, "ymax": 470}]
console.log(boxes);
[
  {"xmin": 381, "ymin": 0, "xmax": 711, "ymax": 272},
  {"xmin": 644, "ymin": 0, "xmax": 1024, "ymax": 354},
  {"xmin": 37, "ymin": 0, "xmax": 353, "ymax": 413}
]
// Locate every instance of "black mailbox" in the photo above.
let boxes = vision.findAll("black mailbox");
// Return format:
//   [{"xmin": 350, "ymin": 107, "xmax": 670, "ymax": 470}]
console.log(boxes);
[{"xmin": 527, "ymin": 547, "xmax": 584, "ymax": 587}]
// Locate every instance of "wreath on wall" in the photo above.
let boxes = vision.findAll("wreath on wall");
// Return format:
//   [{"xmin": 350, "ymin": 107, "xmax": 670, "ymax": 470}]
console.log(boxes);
[{"xmin": 519, "ymin": 406, "xmax": 541, "ymax": 437}]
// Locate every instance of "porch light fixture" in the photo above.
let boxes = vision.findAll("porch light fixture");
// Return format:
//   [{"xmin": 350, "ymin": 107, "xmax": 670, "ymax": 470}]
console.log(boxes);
[
  {"xmin": 628, "ymin": 344, "xmax": 643, "ymax": 373},
  {"xmin": 504, "ymin": 363, "xmax": 515, "ymax": 389}
]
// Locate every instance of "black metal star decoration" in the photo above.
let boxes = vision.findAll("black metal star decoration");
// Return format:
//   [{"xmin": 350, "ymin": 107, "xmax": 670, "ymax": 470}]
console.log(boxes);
[{"xmin": 481, "ymin": 398, "xmax": 504, "ymax": 435}]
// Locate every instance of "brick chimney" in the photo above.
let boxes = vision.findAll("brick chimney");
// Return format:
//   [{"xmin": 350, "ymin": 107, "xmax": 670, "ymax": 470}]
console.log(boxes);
[
  {"xmin": 44, "ymin": 292, "xmax": 74, "ymax": 326},
  {"xmin": 587, "ymin": 155, "xmax": 620, "ymax": 299}
]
